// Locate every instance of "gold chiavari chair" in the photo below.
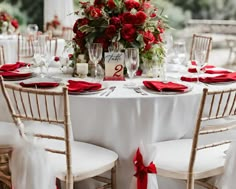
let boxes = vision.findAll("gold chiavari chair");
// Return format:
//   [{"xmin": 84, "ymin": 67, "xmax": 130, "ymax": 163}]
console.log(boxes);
[
  {"xmin": 0, "ymin": 46, "xmax": 5, "ymax": 65},
  {"xmin": 0, "ymin": 76, "xmax": 118, "ymax": 189},
  {"xmin": 17, "ymin": 34, "xmax": 34, "ymax": 63},
  {"xmin": 190, "ymin": 34, "xmax": 213, "ymax": 63},
  {"xmin": 152, "ymin": 88, "xmax": 236, "ymax": 189},
  {"xmin": 47, "ymin": 37, "xmax": 58, "ymax": 56},
  {"xmin": 61, "ymin": 27, "xmax": 73, "ymax": 41}
]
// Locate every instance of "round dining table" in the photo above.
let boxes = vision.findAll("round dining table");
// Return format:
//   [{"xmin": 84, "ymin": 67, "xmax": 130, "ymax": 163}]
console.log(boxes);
[{"xmin": 0, "ymin": 68, "xmax": 236, "ymax": 189}]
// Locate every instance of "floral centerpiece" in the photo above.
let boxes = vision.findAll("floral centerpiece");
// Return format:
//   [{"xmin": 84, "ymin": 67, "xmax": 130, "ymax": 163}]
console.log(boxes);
[
  {"xmin": 72, "ymin": 0, "xmax": 168, "ymax": 72},
  {"xmin": 0, "ymin": 11, "xmax": 19, "ymax": 34},
  {"xmin": 46, "ymin": 15, "xmax": 62, "ymax": 37}
]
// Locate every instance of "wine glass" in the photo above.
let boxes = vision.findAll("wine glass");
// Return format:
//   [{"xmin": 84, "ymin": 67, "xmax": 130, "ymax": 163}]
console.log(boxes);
[
  {"xmin": 124, "ymin": 48, "xmax": 139, "ymax": 87},
  {"xmin": 88, "ymin": 43, "xmax": 103, "ymax": 79},
  {"xmin": 174, "ymin": 41, "xmax": 187, "ymax": 66},
  {"xmin": 27, "ymin": 24, "xmax": 39, "ymax": 39},
  {"xmin": 194, "ymin": 49, "xmax": 207, "ymax": 82}
]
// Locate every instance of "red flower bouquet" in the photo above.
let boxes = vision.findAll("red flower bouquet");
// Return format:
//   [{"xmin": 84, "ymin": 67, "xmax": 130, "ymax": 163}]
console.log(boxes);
[
  {"xmin": 72, "ymin": 0, "xmax": 168, "ymax": 66},
  {"xmin": 0, "ymin": 11, "xmax": 19, "ymax": 34}
]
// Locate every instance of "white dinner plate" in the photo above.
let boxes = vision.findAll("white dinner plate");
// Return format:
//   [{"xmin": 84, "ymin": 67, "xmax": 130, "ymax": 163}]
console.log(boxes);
[
  {"xmin": 141, "ymin": 82, "xmax": 193, "ymax": 95},
  {"xmin": 68, "ymin": 86, "xmax": 107, "ymax": 95}
]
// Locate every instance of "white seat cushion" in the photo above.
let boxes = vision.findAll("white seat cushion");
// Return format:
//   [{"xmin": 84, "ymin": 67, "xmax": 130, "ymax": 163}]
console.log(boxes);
[
  {"xmin": 153, "ymin": 139, "xmax": 229, "ymax": 180},
  {"xmin": 48, "ymin": 141, "xmax": 118, "ymax": 181},
  {"xmin": 0, "ymin": 121, "xmax": 20, "ymax": 147}
]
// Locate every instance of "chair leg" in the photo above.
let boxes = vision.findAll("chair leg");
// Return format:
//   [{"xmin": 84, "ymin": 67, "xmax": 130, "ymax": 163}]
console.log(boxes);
[
  {"xmin": 187, "ymin": 177, "xmax": 195, "ymax": 189},
  {"xmin": 111, "ymin": 166, "xmax": 116, "ymax": 189}
]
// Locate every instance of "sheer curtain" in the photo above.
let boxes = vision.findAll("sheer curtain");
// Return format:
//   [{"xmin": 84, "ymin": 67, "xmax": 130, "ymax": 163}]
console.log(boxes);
[{"xmin": 44, "ymin": 0, "xmax": 76, "ymax": 28}]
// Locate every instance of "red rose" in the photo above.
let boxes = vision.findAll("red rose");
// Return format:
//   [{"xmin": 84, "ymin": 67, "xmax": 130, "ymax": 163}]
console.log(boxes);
[
  {"xmin": 54, "ymin": 56, "xmax": 60, "ymax": 62},
  {"xmin": 154, "ymin": 34, "xmax": 163, "ymax": 44},
  {"xmin": 122, "ymin": 12, "xmax": 136, "ymax": 24},
  {"xmin": 88, "ymin": 6, "xmax": 102, "ymax": 18},
  {"xmin": 136, "ymin": 68, "xmax": 143, "ymax": 76},
  {"xmin": 135, "ymin": 11, "xmax": 146, "ymax": 25},
  {"xmin": 94, "ymin": 0, "xmax": 104, "ymax": 8},
  {"xmin": 142, "ymin": 2, "xmax": 152, "ymax": 10},
  {"xmin": 142, "ymin": 31, "xmax": 155, "ymax": 45},
  {"xmin": 157, "ymin": 26, "xmax": 164, "ymax": 34},
  {"xmin": 121, "ymin": 24, "xmax": 136, "ymax": 42},
  {"xmin": 110, "ymin": 17, "xmax": 121, "ymax": 28},
  {"xmin": 11, "ymin": 19, "xmax": 19, "ymax": 29},
  {"xmin": 105, "ymin": 25, "xmax": 117, "ymax": 39},
  {"xmin": 76, "ymin": 30, "xmax": 86, "ymax": 38},
  {"xmin": 73, "ymin": 19, "xmax": 79, "ymax": 33},
  {"xmin": 124, "ymin": 0, "xmax": 140, "ymax": 10},
  {"xmin": 94, "ymin": 37, "xmax": 109, "ymax": 50},
  {"xmin": 150, "ymin": 13, "xmax": 157, "ymax": 18},
  {"xmin": 78, "ymin": 18, "xmax": 89, "ymax": 26},
  {"xmin": 68, "ymin": 54, "xmax": 73, "ymax": 60},
  {"xmin": 107, "ymin": 0, "xmax": 116, "ymax": 9}
]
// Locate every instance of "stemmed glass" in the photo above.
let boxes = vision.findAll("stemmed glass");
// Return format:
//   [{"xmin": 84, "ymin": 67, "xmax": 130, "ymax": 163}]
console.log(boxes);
[
  {"xmin": 174, "ymin": 41, "xmax": 187, "ymax": 66},
  {"xmin": 88, "ymin": 43, "xmax": 103, "ymax": 79},
  {"xmin": 27, "ymin": 24, "xmax": 39, "ymax": 39},
  {"xmin": 124, "ymin": 48, "xmax": 139, "ymax": 87},
  {"xmin": 194, "ymin": 49, "xmax": 207, "ymax": 82}
]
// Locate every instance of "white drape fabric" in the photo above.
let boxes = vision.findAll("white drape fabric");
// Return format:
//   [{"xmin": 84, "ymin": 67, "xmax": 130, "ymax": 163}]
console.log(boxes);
[
  {"xmin": 216, "ymin": 141, "xmax": 236, "ymax": 189},
  {"xmin": 44, "ymin": 0, "xmax": 76, "ymax": 27},
  {"xmin": 10, "ymin": 138, "xmax": 56, "ymax": 189},
  {"xmin": 129, "ymin": 142, "xmax": 159, "ymax": 189}
]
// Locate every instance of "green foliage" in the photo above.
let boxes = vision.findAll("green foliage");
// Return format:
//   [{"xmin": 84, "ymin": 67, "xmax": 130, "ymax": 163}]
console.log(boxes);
[{"xmin": 2, "ymin": 0, "xmax": 44, "ymax": 30}]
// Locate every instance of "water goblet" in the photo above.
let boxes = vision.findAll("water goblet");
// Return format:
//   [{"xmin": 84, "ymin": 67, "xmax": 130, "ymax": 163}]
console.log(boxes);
[
  {"xmin": 88, "ymin": 43, "xmax": 103, "ymax": 79},
  {"xmin": 174, "ymin": 41, "xmax": 187, "ymax": 66},
  {"xmin": 194, "ymin": 49, "xmax": 207, "ymax": 82},
  {"xmin": 124, "ymin": 48, "xmax": 139, "ymax": 88}
]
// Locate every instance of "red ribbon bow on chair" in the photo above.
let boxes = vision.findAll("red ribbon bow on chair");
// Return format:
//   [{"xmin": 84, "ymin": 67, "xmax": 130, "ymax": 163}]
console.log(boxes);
[{"xmin": 133, "ymin": 148, "xmax": 157, "ymax": 189}]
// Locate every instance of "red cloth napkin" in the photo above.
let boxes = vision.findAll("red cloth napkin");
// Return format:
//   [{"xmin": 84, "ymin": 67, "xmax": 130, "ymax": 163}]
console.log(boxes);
[
  {"xmin": 0, "ymin": 71, "xmax": 32, "ymax": 78},
  {"xmin": 19, "ymin": 82, "xmax": 59, "ymax": 88},
  {"xmin": 181, "ymin": 72, "xmax": 236, "ymax": 83},
  {"xmin": 199, "ymin": 72, "xmax": 236, "ymax": 83},
  {"xmin": 67, "ymin": 80, "xmax": 102, "ymax": 92},
  {"xmin": 143, "ymin": 80, "xmax": 188, "ymax": 92},
  {"xmin": 180, "ymin": 76, "xmax": 198, "ymax": 82},
  {"xmin": 188, "ymin": 64, "xmax": 216, "ymax": 73},
  {"xmin": 0, "ymin": 62, "xmax": 29, "ymax": 72},
  {"xmin": 204, "ymin": 69, "xmax": 231, "ymax": 74}
]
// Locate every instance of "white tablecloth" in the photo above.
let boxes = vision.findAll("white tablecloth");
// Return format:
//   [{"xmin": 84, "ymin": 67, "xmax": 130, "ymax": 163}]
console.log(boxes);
[
  {"xmin": 0, "ymin": 70, "xmax": 236, "ymax": 189},
  {"xmin": 0, "ymin": 35, "xmax": 65, "ymax": 63}
]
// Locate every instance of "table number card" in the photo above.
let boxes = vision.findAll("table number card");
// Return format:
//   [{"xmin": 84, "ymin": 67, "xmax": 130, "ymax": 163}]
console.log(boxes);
[{"xmin": 104, "ymin": 52, "xmax": 125, "ymax": 80}]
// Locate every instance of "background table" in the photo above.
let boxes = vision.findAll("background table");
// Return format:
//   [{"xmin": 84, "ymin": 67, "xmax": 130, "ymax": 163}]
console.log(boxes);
[{"xmin": 0, "ymin": 35, "xmax": 65, "ymax": 63}]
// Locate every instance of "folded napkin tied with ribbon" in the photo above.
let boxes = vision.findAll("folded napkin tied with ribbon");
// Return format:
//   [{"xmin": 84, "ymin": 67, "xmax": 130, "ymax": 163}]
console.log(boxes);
[
  {"xmin": 0, "ymin": 62, "xmax": 30, "ymax": 72},
  {"xmin": 143, "ymin": 81, "xmax": 188, "ymax": 92},
  {"xmin": 67, "ymin": 80, "xmax": 102, "ymax": 92},
  {"xmin": 0, "ymin": 71, "xmax": 32, "ymax": 78},
  {"xmin": 181, "ymin": 72, "xmax": 236, "ymax": 83},
  {"xmin": 19, "ymin": 82, "xmax": 59, "ymax": 88}
]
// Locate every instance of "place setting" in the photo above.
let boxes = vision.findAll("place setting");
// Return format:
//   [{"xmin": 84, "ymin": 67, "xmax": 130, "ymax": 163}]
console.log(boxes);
[{"xmin": 0, "ymin": 62, "xmax": 33, "ymax": 81}]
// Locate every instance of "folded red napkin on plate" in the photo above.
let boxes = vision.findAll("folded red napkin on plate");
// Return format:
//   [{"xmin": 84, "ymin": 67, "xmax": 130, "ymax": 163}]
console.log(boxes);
[
  {"xmin": 181, "ymin": 72, "xmax": 236, "ymax": 83},
  {"xmin": 143, "ymin": 81, "xmax": 188, "ymax": 92},
  {"xmin": 19, "ymin": 82, "xmax": 59, "ymax": 88},
  {"xmin": 0, "ymin": 71, "xmax": 32, "ymax": 78},
  {"xmin": 199, "ymin": 72, "xmax": 236, "ymax": 83},
  {"xmin": 204, "ymin": 69, "xmax": 231, "ymax": 74},
  {"xmin": 0, "ymin": 62, "xmax": 29, "ymax": 72},
  {"xmin": 67, "ymin": 80, "xmax": 102, "ymax": 92},
  {"xmin": 180, "ymin": 76, "xmax": 197, "ymax": 82},
  {"xmin": 188, "ymin": 64, "xmax": 216, "ymax": 73}
]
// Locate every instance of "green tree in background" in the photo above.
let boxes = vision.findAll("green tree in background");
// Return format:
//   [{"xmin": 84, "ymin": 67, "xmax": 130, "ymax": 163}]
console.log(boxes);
[{"xmin": 3, "ymin": 0, "xmax": 44, "ymax": 30}]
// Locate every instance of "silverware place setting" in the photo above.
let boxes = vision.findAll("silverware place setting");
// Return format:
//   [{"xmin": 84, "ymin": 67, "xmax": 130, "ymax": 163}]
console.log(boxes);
[
  {"xmin": 133, "ymin": 87, "xmax": 148, "ymax": 95},
  {"xmin": 100, "ymin": 86, "xmax": 116, "ymax": 96}
]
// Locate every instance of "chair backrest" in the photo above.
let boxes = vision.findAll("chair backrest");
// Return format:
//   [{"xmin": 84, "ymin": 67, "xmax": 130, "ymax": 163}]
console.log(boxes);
[
  {"xmin": 0, "ymin": 45, "xmax": 6, "ymax": 65},
  {"xmin": 61, "ymin": 27, "xmax": 73, "ymax": 41},
  {"xmin": 188, "ymin": 88, "xmax": 236, "ymax": 187},
  {"xmin": 0, "ymin": 76, "xmax": 73, "ymax": 187},
  {"xmin": 190, "ymin": 34, "xmax": 212, "ymax": 63},
  {"xmin": 47, "ymin": 37, "xmax": 58, "ymax": 56},
  {"xmin": 17, "ymin": 34, "xmax": 34, "ymax": 62}
]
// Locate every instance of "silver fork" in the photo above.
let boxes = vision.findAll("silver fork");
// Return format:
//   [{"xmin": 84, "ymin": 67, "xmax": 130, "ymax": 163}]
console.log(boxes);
[
  {"xmin": 105, "ymin": 86, "xmax": 116, "ymax": 96},
  {"xmin": 134, "ymin": 87, "xmax": 148, "ymax": 95}
]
